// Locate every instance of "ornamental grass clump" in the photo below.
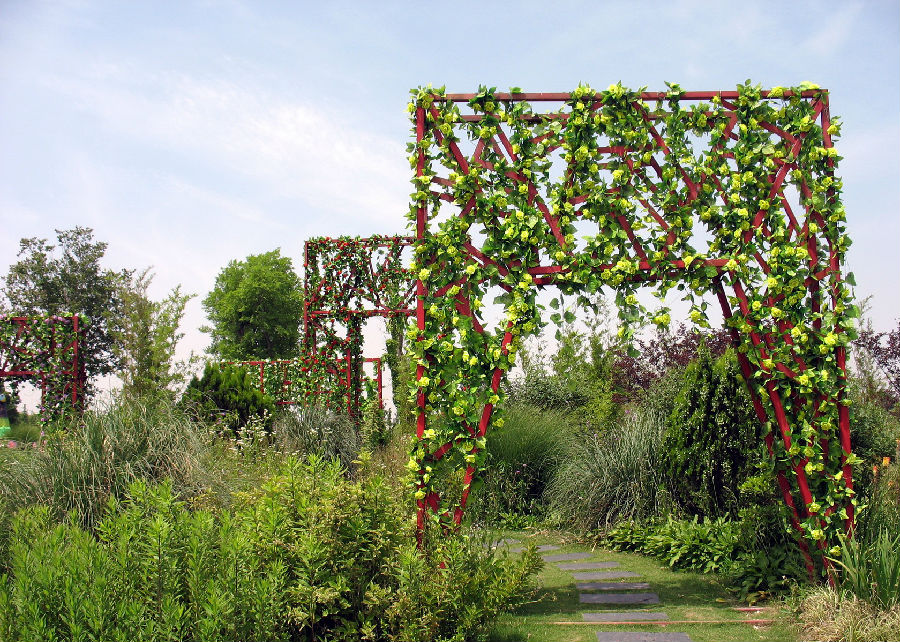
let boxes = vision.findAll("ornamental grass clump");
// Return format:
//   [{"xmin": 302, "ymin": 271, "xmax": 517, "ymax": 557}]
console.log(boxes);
[
  {"xmin": 545, "ymin": 403, "xmax": 668, "ymax": 530},
  {"xmin": 0, "ymin": 396, "xmax": 210, "ymax": 532}
]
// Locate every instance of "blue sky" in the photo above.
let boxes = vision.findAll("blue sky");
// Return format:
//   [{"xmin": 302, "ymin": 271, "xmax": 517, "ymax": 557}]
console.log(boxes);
[{"xmin": 1, "ymin": 0, "xmax": 898, "ymax": 372}]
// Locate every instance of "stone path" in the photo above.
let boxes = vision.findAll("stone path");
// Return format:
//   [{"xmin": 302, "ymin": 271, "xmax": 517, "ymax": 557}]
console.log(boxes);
[{"xmin": 502, "ymin": 539, "xmax": 696, "ymax": 641}]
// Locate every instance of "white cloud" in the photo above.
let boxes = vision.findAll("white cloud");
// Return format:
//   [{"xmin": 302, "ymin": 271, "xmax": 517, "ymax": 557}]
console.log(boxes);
[
  {"xmin": 38, "ymin": 65, "xmax": 410, "ymax": 230},
  {"xmin": 801, "ymin": 2, "xmax": 863, "ymax": 57}
]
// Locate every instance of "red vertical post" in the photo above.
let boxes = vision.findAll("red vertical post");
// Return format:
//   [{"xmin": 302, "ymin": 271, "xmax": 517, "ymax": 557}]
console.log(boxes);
[
  {"xmin": 71, "ymin": 315, "xmax": 80, "ymax": 407},
  {"xmin": 414, "ymin": 105, "xmax": 428, "ymax": 539}
]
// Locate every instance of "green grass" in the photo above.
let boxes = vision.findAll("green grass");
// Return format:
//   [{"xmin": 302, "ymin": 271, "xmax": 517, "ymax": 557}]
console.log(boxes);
[{"xmin": 485, "ymin": 530, "xmax": 799, "ymax": 642}]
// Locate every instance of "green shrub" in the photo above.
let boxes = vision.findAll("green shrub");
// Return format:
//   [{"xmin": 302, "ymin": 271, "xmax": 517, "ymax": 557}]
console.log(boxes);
[
  {"xmin": 662, "ymin": 347, "xmax": 761, "ymax": 519},
  {"xmin": 848, "ymin": 381, "xmax": 900, "ymax": 500},
  {"xmin": 182, "ymin": 362, "xmax": 275, "ymax": 435},
  {"xmin": 545, "ymin": 403, "xmax": 669, "ymax": 531},
  {"xmin": 0, "ymin": 457, "xmax": 542, "ymax": 641},
  {"xmin": 856, "ymin": 461, "xmax": 900, "ymax": 544}
]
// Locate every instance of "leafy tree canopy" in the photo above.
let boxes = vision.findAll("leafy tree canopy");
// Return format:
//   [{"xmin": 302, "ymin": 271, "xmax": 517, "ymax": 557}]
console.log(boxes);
[{"xmin": 201, "ymin": 249, "xmax": 303, "ymax": 361}]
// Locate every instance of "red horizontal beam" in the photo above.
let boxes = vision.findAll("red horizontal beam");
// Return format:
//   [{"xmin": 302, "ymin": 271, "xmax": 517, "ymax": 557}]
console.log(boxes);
[{"xmin": 441, "ymin": 90, "xmax": 824, "ymax": 102}]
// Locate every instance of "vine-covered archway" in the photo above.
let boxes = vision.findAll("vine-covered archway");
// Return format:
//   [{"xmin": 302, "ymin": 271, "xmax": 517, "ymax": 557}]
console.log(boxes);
[
  {"xmin": 0, "ymin": 314, "xmax": 83, "ymax": 421},
  {"xmin": 303, "ymin": 235, "xmax": 415, "ymax": 416},
  {"xmin": 407, "ymin": 82, "xmax": 857, "ymax": 576}
]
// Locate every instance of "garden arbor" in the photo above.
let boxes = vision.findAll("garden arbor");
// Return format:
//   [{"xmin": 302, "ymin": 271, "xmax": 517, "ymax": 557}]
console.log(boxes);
[
  {"xmin": 0, "ymin": 315, "xmax": 83, "ymax": 420},
  {"xmin": 408, "ymin": 83, "xmax": 856, "ymax": 576},
  {"xmin": 303, "ymin": 235, "xmax": 415, "ymax": 416}
]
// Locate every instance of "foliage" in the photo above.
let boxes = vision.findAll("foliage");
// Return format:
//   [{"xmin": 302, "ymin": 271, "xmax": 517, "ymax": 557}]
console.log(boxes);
[
  {"xmin": 0, "ymin": 397, "xmax": 210, "ymax": 533},
  {"xmin": 829, "ymin": 529, "xmax": 900, "ymax": 611},
  {"xmin": 612, "ymin": 323, "xmax": 732, "ymax": 403},
  {"xmin": 467, "ymin": 404, "xmax": 567, "ymax": 525},
  {"xmin": 857, "ymin": 317, "xmax": 900, "ymax": 403},
  {"xmin": 407, "ymin": 82, "xmax": 857, "ymax": 562},
  {"xmin": 662, "ymin": 346, "xmax": 762, "ymax": 518},
  {"xmin": 182, "ymin": 362, "xmax": 275, "ymax": 435},
  {"xmin": 3, "ymin": 226, "xmax": 129, "ymax": 400},
  {"xmin": 202, "ymin": 249, "xmax": 304, "ymax": 361},
  {"xmin": 545, "ymin": 403, "xmax": 669, "ymax": 531},
  {"xmin": 269, "ymin": 405, "xmax": 359, "ymax": 469},
  {"xmin": 361, "ymin": 379, "xmax": 391, "ymax": 449},
  {"xmin": 856, "ymin": 458, "xmax": 900, "ymax": 545},
  {"xmin": 607, "ymin": 516, "xmax": 743, "ymax": 574},
  {"xmin": 230, "ymin": 356, "xmax": 351, "ymax": 409},
  {"xmin": 111, "ymin": 268, "xmax": 195, "ymax": 400},
  {"xmin": 845, "ymin": 382, "xmax": 900, "ymax": 501},
  {"xmin": 0, "ymin": 458, "xmax": 542, "ymax": 642}
]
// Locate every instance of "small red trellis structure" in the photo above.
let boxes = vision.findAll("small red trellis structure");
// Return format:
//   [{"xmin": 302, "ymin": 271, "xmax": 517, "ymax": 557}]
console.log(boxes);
[
  {"xmin": 410, "ymin": 83, "xmax": 855, "ymax": 577},
  {"xmin": 0, "ymin": 315, "xmax": 83, "ymax": 418},
  {"xmin": 230, "ymin": 355, "xmax": 352, "ymax": 411},
  {"xmin": 303, "ymin": 235, "xmax": 415, "ymax": 416}
]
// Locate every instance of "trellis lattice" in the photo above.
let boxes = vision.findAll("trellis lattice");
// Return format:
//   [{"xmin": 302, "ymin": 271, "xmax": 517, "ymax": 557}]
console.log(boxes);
[
  {"xmin": 303, "ymin": 235, "xmax": 415, "ymax": 416},
  {"xmin": 0, "ymin": 315, "xmax": 83, "ymax": 420},
  {"xmin": 229, "ymin": 355, "xmax": 351, "ymax": 411},
  {"xmin": 408, "ymin": 83, "xmax": 856, "ymax": 577}
]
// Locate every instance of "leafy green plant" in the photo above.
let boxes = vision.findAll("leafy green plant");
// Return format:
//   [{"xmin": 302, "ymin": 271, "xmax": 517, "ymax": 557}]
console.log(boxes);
[
  {"xmin": 662, "ymin": 347, "xmax": 761, "ymax": 518},
  {"xmin": 0, "ymin": 396, "xmax": 211, "ymax": 533},
  {"xmin": 607, "ymin": 516, "xmax": 743, "ymax": 574},
  {"xmin": 0, "ymin": 457, "xmax": 542, "ymax": 641}
]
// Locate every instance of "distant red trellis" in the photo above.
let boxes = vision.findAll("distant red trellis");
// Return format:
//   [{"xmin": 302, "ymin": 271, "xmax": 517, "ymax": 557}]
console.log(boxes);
[
  {"xmin": 303, "ymin": 235, "xmax": 415, "ymax": 416},
  {"xmin": 0, "ymin": 315, "xmax": 83, "ymax": 418}
]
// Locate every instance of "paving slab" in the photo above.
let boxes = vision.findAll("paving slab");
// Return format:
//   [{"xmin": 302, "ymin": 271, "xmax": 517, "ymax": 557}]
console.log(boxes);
[
  {"xmin": 541, "ymin": 551, "xmax": 593, "ymax": 562},
  {"xmin": 595, "ymin": 633, "xmax": 692, "ymax": 641},
  {"xmin": 580, "ymin": 592, "xmax": 660, "ymax": 604},
  {"xmin": 557, "ymin": 561, "xmax": 620, "ymax": 570},
  {"xmin": 583, "ymin": 612, "xmax": 670, "ymax": 622},
  {"xmin": 576, "ymin": 581, "xmax": 652, "ymax": 591},
  {"xmin": 572, "ymin": 571, "xmax": 640, "ymax": 580}
]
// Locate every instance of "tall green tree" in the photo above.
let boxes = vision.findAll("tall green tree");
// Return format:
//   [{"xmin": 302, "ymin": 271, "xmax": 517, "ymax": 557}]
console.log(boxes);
[
  {"xmin": 4, "ymin": 227, "xmax": 129, "ymax": 400},
  {"xmin": 201, "ymin": 249, "xmax": 303, "ymax": 360},
  {"xmin": 111, "ymin": 268, "xmax": 195, "ymax": 400}
]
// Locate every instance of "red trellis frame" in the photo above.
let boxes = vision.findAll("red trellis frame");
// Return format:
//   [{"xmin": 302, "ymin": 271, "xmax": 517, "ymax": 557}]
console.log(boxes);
[
  {"xmin": 303, "ymin": 236, "xmax": 415, "ymax": 416},
  {"xmin": 412, "ymin": 87, "xmax": 854, "ymax": 576},
  {"xmin": 0, "ymin": 315, "xmax": 83, "ymax": 415}
]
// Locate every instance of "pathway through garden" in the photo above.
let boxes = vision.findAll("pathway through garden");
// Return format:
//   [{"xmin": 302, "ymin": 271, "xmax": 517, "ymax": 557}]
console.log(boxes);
[{"xmin": 487, "ymin": 532, "xmax": 798, "ymax": 642}]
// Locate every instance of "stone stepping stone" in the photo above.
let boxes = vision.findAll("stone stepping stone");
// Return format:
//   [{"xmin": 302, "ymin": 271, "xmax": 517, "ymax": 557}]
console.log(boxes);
[
  {"xmin": 580, "ymin": 592, "xmax": 660, "ymax": 605},
  {"xmin": 509, "ymin": 544, "xmax": 560, "ymax": 553},
  {"xmin": 595, "ymin": 633, "xmax": 692, "ymax": 641},
  {"xmin": 583, "ymin": 612, "xmax": 670, "ymax": 622},
  {"xmin": 577, "ymin": 581, "xmax": 652, "ymax": 591},
  {"xmin": 557, "ymin": 561, "xmax": 620, "ymax": 570},
  {"xmin": 572, "ymin": 571, "xmax": 640, "ymax": 580},
  {"xmin": 541, "ymin": 551, "xmax": 592, "ymax": 562}
]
